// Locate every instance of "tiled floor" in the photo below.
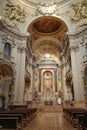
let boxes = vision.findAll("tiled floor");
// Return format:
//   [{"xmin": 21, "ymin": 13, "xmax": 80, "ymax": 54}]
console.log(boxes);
[{"xmin": 24, "ymin": 112, "xmax": 77, "ymax": 130}]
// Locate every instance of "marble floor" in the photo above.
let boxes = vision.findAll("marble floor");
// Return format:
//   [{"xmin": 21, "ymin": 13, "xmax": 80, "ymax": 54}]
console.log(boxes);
[{"xmin": 24, "ymin": 112, "xmax": 77, "ymax": 130}]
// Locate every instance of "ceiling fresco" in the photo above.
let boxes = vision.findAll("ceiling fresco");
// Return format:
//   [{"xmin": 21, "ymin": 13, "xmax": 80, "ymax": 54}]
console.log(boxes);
[
  {"xmin": 33, "ymin": 17, "xmax": 61, "ymax": 34},
  {"xmin": 28, "ymin": 16, "xmax": 67, "ymax": 36}
]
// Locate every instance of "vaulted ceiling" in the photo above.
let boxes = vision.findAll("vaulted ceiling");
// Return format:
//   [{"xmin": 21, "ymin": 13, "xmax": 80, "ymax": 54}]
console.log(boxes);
[{"xmin": 28, "ymin": 16, "xmax": 68, "ymax": 63}]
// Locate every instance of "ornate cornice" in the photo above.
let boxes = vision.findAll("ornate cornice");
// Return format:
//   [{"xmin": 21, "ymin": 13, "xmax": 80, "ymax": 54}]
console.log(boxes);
[
  {"xmin": 68, "ymin": 25, "xmax": 87, "ymax": 38},
  {"xmin": 0, "ymin": 19, "xmax": 28, "ymax": 40}
]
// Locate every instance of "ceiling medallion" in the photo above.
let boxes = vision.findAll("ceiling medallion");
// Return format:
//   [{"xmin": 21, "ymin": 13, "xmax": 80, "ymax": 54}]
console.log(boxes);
[{"xmin": 37, "ymin": 2, "xmax": 58, "ymax": 15}]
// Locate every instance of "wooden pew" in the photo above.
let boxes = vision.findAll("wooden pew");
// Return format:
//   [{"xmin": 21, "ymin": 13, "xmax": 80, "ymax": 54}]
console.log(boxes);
[
  {"xmin": 0, "ymin": 110, "xmax": 29, "ymax": 127},
  {"xmin": 77, "ymin": 111, "xmax": 87, "ymax": 130},
  {"xmin": 70, "ymin": 109, "xmax": 86, "ymax": 127},
  {"xmin": 15, "ymin": 107, "xmax": 37, "ymax": 122},
  {"xmin": 0, "ymin": 114, "xmax": 23, "ymax": 130},
  {"xmin": 0, "ymin": 117, "xmax": 18, "ymax": 130}
]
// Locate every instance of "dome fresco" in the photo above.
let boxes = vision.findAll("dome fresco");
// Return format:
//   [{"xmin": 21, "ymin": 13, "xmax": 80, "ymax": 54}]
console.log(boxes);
[{"xmin": 33, "ymin": 17, "xmax": 62, "ymax": 34}]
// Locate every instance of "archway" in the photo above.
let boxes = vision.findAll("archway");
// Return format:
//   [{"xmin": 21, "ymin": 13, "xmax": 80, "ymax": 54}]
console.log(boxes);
[
  {"xmin": 27, "ymin": 16, "xmax": 68, "ymax": 105},
  {"xmin": 0, "ymin": 64, "xmax": 14, "ymax": 109}
]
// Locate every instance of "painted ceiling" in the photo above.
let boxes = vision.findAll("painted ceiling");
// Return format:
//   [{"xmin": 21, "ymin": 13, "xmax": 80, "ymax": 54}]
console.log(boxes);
[{"xmin": 32, "ymin": 17, "xmax": 62, "ymax": 34}]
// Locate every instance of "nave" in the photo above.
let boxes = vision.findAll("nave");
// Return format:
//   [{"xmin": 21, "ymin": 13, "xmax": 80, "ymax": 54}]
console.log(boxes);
[{"xmin": 24, "ymin": 112, "xmax": 76, "ymax": 130}]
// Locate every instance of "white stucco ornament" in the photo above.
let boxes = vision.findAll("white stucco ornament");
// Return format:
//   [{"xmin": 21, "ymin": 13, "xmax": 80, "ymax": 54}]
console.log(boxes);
[
  {"xmin": 70, "ymin": 0, "xmax": 87, "ymax": 27},
  {"xmin": 3, "ymin": 0, "xmax": 26, "ymax": 27},
  {"xmin": 37, "ymin": 2, "xmax": 58, "ymax": 15}
]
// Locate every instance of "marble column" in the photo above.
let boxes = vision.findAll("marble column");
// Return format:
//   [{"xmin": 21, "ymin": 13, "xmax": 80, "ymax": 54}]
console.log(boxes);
[
  {"xmin": 14, "ymin": 45, "xmax": 26, "ymax": 101},
  {"xmin": 54, "ymin": 69, "xmax": 57, "ymax": 92},
  {"xmin": 70, "ymin": 45, "xmax": 82, "ymax": 101},
  {"xmin": 28, "ymin": 64, "xmax": 33, "ymax": 101},
  {"xmin": 61, "ymin": 58, "xmax": 69, "ymax": 100},
  {"xmin": 38, "ymin": 69, "xmax": 42, "ymax": 92}
]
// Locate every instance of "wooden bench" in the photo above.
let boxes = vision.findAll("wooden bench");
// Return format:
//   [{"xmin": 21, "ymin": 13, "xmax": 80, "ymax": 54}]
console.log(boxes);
[
  {"xmin": 0, "ymin": 110, "xmax": 28, "ymax": 127},
  {"xmin": 63, "ymin": 107, "xmax": 86, "ymax": 128},
  {"xmin": 0, "ymin": 114, "xmax": 23, "ymax": 130},
  {"xmin": 77, "ymin": 111, "xmax": 87, "ymax": 130},
  {"xmin": 15, "ymin": 107, "xmax": 37, "ymax": 122},
  {"xmin": 0, "ymin": 117, "xmax": 18, "ymax": 130}
]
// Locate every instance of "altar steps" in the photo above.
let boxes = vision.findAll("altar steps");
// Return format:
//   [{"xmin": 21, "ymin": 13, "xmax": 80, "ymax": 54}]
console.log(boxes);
[{"xmin": 43, "ymin": 106, "xmax": 63, "ymax": 112}]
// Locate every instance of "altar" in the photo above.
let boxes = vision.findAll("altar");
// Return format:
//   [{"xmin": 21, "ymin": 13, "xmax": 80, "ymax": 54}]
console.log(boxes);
[{"xmin": 44, "ymin": 101, "xmax": 53, "ymax": 106}]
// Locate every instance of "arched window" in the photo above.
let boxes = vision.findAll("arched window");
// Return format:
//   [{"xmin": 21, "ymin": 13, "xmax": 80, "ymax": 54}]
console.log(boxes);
[{"xmin": 4, "ymin": 43, "xmax": 11, "ymax": 58}]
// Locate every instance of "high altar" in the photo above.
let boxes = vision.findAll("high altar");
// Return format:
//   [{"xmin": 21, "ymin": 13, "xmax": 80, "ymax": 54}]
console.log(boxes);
[{"xmin": 33, "ymin": 60, "xmax": 62, "ymax": 105}]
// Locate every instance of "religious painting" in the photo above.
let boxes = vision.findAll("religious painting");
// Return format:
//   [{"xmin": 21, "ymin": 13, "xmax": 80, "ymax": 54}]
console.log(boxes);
[
  {"xmin": 4, "ymin": 43, "xmax": 11, "ymax": 58},
  {"xmin": 43, "ymin": 71, "xmax": 53, "ymax": 93}
]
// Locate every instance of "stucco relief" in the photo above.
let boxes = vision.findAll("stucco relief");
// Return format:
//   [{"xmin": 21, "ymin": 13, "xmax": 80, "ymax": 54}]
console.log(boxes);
[
  {"xmin": 37, "ymin": 2, "xmax": 58, "ymax": 15},
  {"xmin": 3, "ymin": 0, "xmax": 26, "ymax": 27},
  {"xmin": 70, "ymin": 0, "xmax": 87, "ymax": 27}
]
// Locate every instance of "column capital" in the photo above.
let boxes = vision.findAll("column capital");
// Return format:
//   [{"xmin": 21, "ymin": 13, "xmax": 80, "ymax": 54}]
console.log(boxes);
[
  {"xmin": 69, "ymin": 45, "xmax": 79, "ymax": 53},
  {"xmin": 17, "ymin": 45, "xmax": 26, "ymax": 53}
]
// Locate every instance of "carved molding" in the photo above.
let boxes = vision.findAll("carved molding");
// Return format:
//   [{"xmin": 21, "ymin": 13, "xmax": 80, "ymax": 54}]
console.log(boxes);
[{"xmin": 0, "ymin": 20, "xmax": 28, "ymax": 40}]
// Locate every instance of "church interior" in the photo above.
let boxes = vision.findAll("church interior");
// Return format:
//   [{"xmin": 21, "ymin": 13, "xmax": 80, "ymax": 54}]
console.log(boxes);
[{"xmin": 0, "ymin": 0, "xmax": 87, "ymax": 129}]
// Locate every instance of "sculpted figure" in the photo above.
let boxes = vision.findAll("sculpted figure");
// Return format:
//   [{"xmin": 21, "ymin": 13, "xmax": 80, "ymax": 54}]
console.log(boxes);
[
  {"xmin": 4, "ymin": 0, "xmax": 26, "ymax": 27},
  {"xmin": 70, "ymin": 0, "xmax": 87, "ymax": 24}
]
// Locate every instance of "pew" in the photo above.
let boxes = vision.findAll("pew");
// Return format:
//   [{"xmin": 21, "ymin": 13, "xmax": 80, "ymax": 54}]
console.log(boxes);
[
  {"xmin": 15, "ymin": 107, "xmax": 37, "ymax": 122},
  {"xmin": 63, "ymin": 107, "xmax": 87, "ymax": 128},
  {"xmin": 8, "ymin": 104, "xmax": 28, "ymax": 110},
  {"xmin": 0, "ymin": 110, "xmax": 28, "ymax": 127},
  {"xmin": 0, "ymin": 117, "xmax": 18, "ymax": 130},
  {"xmin": 0, "ymin": 114, "xmax": 23, "ymax": 130},
  {"xmin": 0, "ymin": 107, "xmax": 37, "ymax": 129},
  {"xmin": 77, "ymin": 111, "xmax": 87, "ymax": 130}
]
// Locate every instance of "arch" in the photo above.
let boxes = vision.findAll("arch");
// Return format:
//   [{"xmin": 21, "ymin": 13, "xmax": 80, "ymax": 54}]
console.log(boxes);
[
  {"xmin": 32, "ymin": 36, "xmax": 63, "ymax": 51},
  {"xmin": 23, "ymin": 15, "xmax": 70, "ymax": 34},
  {"xmin": 0, "ymin": 63, "xmax": 14, "ymax": 77}
]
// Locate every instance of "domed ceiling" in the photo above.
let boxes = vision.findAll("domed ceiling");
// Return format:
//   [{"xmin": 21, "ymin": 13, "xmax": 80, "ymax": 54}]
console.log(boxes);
[
  {"xmin": 28, "ymin": 16, "xmax": 68, "ymax": 63},
  {"xmin": 30, "ymin": 16, "xmax": 62, "ymax": 35}
]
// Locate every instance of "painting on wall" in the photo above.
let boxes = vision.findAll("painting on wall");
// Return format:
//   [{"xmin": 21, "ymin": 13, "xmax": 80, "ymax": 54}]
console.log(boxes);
[{"xmin": 4, "ymin": 43, "xmax": 11, "ymax": 58}]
